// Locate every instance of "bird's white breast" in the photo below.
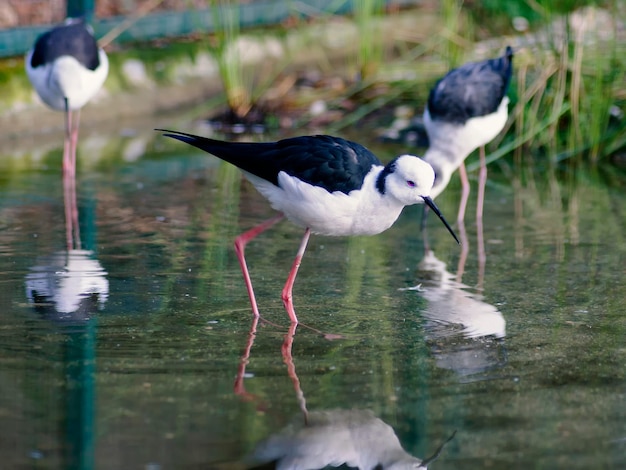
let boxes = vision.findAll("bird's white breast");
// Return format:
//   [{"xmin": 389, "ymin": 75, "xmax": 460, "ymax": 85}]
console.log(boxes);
[
  {"xmin": 423, "ymin": 98, "xmax": 509, "ymax": 199},
  {"xmin": 424, "ymin": 97, "xmax": 509, "ymax": 158},
  {"xmin": 26, "ymin": 50, "xmax": 109, "ymax": 111},
  {"xmin": 244, "ymin": 169, "xmax": 406, "ymax": 237}
]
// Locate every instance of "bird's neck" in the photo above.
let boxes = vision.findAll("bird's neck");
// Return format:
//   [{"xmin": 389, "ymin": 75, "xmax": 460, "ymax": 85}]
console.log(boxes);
[
  {"xmin": 422, "ymin": 145, "xmax": 463, "ymax": 199},
  {"xmin": 345, "ymin": 166, "xmax": 405, "ymax": 235}
]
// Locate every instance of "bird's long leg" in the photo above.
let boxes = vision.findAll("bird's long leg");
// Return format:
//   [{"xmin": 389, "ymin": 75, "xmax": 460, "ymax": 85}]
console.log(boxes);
[
  {"xmin": 456, "ymin": 162, "xmax": 470, "ymax": 224},
  {"xmin": 476, "ymin": 146, "xmax": 487, "ymax": 290},
  {"xmin": 62, "ymin": 98, "xmax": 81, "ymax": 250},
  {"xmin": 63, "ymin": 100, "xmax": 82, "ymax": 249},
  {"xmin": 68, "ymin": 108, "xmax": 81, "ymax": 178},
  {"xmin": 476, "ymin": 145, "xmax": 487, "ymax": 222},
  {"xmin": 234, "ymin": 213, "xmax": 285, "ymax": 317},
  {"xmin": 62, "ymin": 99, "xmax": 73, "ymax": 178},
  {"xmin": 282, "ymin": 228, "xmax": 311, "ymax": 324}
]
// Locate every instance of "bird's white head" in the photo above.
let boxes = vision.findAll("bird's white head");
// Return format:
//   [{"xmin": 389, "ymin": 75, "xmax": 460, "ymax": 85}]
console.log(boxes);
[
  {"xmin": 381, "ymin": 154, "xmax": 435, "ymax": 206},
  {"xmin": 377, "ymin": 154, "xmax": 460, "ymax": 244}
]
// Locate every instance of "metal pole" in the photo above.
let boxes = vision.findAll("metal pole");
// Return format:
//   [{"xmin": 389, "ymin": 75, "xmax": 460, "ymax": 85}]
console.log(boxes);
[{"xmin": 67, "ymin": 0, "xmax": 96, "ymax": 21}]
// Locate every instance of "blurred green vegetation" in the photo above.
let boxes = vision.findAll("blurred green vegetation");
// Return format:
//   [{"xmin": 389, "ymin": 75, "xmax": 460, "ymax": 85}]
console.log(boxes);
[{"xmin": 195, "ymin": 0, "xmax": 625, "ymax": 166}]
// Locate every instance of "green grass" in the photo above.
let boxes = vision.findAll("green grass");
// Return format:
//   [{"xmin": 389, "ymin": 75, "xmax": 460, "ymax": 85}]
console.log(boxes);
[
  {"xmin": 207, "ymin": 0, "xmax": 251, "ymax": 118},
  {"xmin": 323, "ymin": 0, "xmax": 623, "ymax": 167},
  {"xmin": 145, "ymin": 0, "xmax": 625, "ymax": 167},
  {"xmin": 508, "ymin": 2, "xmax": 625, "ymax": 165},
  {"xmin": 354, "ymin": 0, "xmax": 387, "ymax": 80}
]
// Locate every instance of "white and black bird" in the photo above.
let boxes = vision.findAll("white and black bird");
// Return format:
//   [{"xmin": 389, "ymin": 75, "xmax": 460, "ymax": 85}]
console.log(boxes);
[
  {"xmin": 26, "ymin": 18, "xmax": 109, "ymax": 177},
  {"xmin": 159, "ymin": 131, "xmax": 460, "ymax": 323},
  {"xmin": 423, "ymin": 46, "xmax": 513, "ymax": 222}
]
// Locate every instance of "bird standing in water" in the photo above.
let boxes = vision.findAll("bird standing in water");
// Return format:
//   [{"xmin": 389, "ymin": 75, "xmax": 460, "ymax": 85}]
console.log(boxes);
[
  {"xmin": 26, "ymin": 18, "xmax": 109, "ymax": 178},
  {"xmin": 423, "ymin": 46, "xmax": 514, "ymax": 223},
  {"xmin": 160, "ymin": 131, "xmax": 460, "ymax": 323}
]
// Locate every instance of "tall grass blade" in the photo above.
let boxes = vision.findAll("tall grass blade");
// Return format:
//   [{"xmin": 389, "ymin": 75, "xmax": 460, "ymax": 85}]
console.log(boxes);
[
  {"xmin": 354, "ymin": 0, "xmax": 386, "ymax": 80},
  {"xmin": 207, "ymin": 0, "xmax": 251, "ymax": 118}
]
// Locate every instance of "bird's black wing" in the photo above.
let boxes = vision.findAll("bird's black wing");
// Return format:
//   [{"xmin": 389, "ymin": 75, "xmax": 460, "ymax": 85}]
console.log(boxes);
[
  {"xmin": 159, "ymin": 131, "xmax": 382, "ymax": 194},
  {"xmin": 30, "ymin": 21, "xmax": 100, "ymax": 71},
  {"xmin": 427, "ymin": 46, "xmax": 514, "ymax": 124}
]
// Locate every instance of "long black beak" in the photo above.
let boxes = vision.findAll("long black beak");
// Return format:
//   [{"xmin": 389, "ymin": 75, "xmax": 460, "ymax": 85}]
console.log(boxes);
[{"xmin": 422, "ymin": 196, "xmax": 460, "ymax": 244}]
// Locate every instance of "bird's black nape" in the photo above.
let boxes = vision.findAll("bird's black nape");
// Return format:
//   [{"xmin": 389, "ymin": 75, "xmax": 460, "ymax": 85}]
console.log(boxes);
[
  {"xmin": 375, "ymin": 157, "xmax": 398, "ymax": 195},
  {"xmin": 422, "ymin": 196, "xmax": 460, "ymax": 244},
  {"xmin": 30, "ymin": 19, "xmax": 100, "ymax": 71}
]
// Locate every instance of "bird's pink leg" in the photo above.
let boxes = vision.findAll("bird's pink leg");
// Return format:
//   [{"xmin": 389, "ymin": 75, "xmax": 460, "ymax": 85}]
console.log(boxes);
[
  {"xmin": 62, "ymin": 107, "xmax": 73, "ymax": 178},
  {"xmin": 234, "ymin": 214, "xmax": 285, "ymax": 317},
  {"xmin": 281, "ymin": 228, "xmax": 311, "ymax": 324},
  {"xmin": 456, "ymin": 162, "xmax": 470, "ymax": 224},
  {"xmin": 476, "ymin": 145, "xmax": 487, "ymax": 222},
  {"xmin": 68, "ymin": 108, "xmax": 81, "ymax": 178},
  {"xmin": 62, "ymin": 105, "xmax": 82, "ymax": 249},
  {"xmin": 62, "ymin": 103, "xmax": 80, "ymax": 249}
]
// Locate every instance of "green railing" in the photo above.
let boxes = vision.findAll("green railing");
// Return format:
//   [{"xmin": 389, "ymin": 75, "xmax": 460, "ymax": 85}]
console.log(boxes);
[{"xmin": 0, "ymin": 0, "xmax": 420, "ymax": 58}]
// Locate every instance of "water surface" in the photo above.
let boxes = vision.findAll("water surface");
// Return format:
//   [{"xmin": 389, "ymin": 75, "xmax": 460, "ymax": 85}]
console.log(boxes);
[{"xmin": 0, "ymin": 118, "xmax": 624, "ymax": 469}]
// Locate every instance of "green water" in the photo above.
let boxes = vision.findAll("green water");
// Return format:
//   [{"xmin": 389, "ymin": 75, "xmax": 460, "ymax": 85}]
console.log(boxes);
[{"xmin": 0, "ymin": 118, "xmax": 624, "ymax": 469}]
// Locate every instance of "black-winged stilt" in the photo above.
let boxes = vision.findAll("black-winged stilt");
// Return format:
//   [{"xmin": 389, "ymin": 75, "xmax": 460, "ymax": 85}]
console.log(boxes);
[
  {"xmin": 159, "ymin": 131, "xmax": 460, "ymax": 323},
  {"xmin": 423, "ymin": 46, "xmax": 514, "ymax": 222},
  {"xmin": 25, "ymin": 18, "xmax": 109, "ymax": 178}
]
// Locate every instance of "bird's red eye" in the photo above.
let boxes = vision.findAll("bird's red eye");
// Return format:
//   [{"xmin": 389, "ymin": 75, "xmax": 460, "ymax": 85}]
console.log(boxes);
[{"xmin": 407, "ymin": 180, "xmax": 416, "ymax": 187}]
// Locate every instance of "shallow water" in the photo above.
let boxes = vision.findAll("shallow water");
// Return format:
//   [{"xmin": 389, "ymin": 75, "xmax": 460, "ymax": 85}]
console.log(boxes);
[{"xmin": 0, "ymin": 118, "xmax": 625, "ymax": 469}]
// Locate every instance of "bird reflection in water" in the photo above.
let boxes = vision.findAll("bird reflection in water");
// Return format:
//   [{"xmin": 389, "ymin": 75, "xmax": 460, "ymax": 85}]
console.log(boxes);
[
  {"xmin": 24, "ymin": 18, "xmax": 109, "ymax": 322},
  {"xmin": 22, "ymin": 139, "xmax": 107, "ymax": 468},
  {"xmin": 248, "ymin": 408, "xmax": 455, "ymax": 470},
  {"xmin": 25, "ymin": 130, "xmax": 108, "ymax": 322},
  {"xmin": 25, "ymin": 249, "xmax": 108, "ymax": 323},
  {"xmin": 233, "ymin": 322, "xmax": 455, "ymax": 469},
  {"xmin": 407, "ymin": 222, "xmax": 507, "ymax": 379}
]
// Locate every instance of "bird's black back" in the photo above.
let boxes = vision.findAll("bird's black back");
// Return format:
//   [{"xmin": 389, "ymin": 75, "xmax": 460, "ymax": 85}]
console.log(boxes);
[
  {"xmin": 160, "ymin": 131, "xmax": 382, "ymax": 194},
  {"xmin": 30, "ymin": 20, "xmax": 100, "ymax": 71},
  {"xmin": 427, "ymin": 46, "xmax": 514, "ymax": 124}
]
